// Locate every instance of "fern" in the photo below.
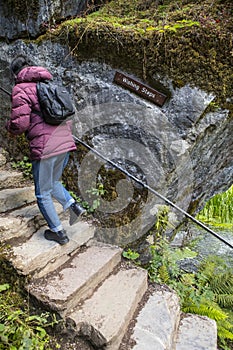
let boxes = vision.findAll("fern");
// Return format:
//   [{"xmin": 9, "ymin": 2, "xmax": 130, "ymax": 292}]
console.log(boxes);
[
  {"xmin": 181, "ymin": 256, "xmax": 233, "ymax": 343},
  {"xmin": 211, "ymin": 274, "xmax": 233, "ymax": 295},
  {"xmin": 215, "ymin": 294, "xmax": 233, "ymax": 308},
  {"xmin": 158, "ymin": 265, "xmax": 170, "ymax": 283},
  {"xmin": 217, "ymin": 326, "xmax": 233, "ymax": 341},
  {"xmin": 145, "ymin": 208, "xmax": 233, "ymax": 348},
  {"xmin": 198, "ymin": 258, "xmax": 233, "ymax": 310},
  {"xmin": 182, "ymin": 303, "xmax": 227, "ymax": 321}
]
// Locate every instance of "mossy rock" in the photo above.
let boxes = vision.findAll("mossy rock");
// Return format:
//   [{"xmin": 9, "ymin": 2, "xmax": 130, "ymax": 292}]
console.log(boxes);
[{"xmin": 35, "ymin": 0, "xmax": 233, "ymax": 114}]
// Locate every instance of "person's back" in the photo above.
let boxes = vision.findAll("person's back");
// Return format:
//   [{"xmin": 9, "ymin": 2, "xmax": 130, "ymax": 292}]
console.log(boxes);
[{"xmin": 8, "ymin": 58, "xmax": 76, "ymax": 160}]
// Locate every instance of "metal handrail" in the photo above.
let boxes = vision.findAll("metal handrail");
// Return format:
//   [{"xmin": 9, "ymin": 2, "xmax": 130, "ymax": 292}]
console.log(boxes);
[
  {"xmin": 73, "ymin": 135, "xmax": 233, "ymax": 250},
  {"xmin": 1, "ymin": 85, "xmax": 232, "ymax": 249}
]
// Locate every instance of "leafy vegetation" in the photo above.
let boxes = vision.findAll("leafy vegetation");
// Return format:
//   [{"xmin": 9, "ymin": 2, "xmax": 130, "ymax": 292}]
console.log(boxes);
[
  {"xmin": 0, "ymin": 283, "xmax": 60, "ymax": 349},
  {"xmin": 122, "ymin": 248, "xmax": 140, "ymax": 261},
  {"xmin": 123, "ymin": 206, "xmax": 233, "ymax": 349},
  {"xmin": 197, "ymin": 184, "xmax": 233, "ymax": 228},
  {"xmin": 40, "ymin": 0, "xmax": 233, "ymax": 112},
  {"xmin": 86, "ymin": 182, "xmax": 107, "ymax": 211},
  {"xmin": 147, "ymin": 246, "xmax": 233, "ymax": 349},
  {"xmin": 11, "ymin": 156, "xmax": 32, "ymax": 179}
]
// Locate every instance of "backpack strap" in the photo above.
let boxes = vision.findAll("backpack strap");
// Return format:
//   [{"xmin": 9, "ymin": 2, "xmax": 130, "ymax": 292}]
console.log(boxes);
[{"xmin": 31, "ymin": 109, "xmax": 42, "ymax": 116}]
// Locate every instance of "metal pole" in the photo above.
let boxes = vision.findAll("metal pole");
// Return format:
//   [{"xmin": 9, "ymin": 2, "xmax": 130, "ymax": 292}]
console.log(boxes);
[
  {"xmin": 1, "ymin": 85, "xmax": 232, "ymax": 249},
  {"xmin": 73, "ymin": 135, "xmax": 233, "ymax": 250},
  {"xmin": 0, "ymin": 86, "xmax": 11, "ymax": 96}
]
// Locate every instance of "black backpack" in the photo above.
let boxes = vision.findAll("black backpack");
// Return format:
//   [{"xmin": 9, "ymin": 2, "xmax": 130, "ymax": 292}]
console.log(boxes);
[{"xmin": 35, "ymin": 81, "xmax": 75, "ymax": 125}]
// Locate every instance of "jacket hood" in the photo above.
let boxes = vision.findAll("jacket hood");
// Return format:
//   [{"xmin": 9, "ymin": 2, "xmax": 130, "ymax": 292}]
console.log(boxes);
[{"xmin": 16, "ymin": 66, "xmax": 52, "ymax": 84}]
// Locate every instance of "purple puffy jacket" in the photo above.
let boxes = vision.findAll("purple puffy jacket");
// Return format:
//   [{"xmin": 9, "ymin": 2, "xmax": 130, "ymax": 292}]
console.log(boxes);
[{"xmin": 6, "ymin": 66, "xmax": 77, "ymax": 160}]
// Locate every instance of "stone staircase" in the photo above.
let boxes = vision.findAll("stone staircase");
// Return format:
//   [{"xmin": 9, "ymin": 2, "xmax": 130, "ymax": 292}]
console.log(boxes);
[{"xmin": 0, "ymin": 149, "xmax": 218, "ymax": 350}]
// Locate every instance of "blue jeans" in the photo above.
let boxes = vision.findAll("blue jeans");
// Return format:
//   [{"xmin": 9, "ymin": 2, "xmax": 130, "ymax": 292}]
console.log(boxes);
[{"xmin": 32, "ymin": 153, "xmax": 75, "ymax": 232}]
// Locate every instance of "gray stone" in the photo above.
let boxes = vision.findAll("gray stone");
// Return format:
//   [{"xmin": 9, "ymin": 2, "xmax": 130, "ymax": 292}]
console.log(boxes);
[
  {"xmin": 9, "ymin": 220, "xmax": 95, "ymax": 277},
  {"xmin": 0, "ymin": 0, "xmax": 89, "ymax": 40},
  {"xmin": 0, "ymin": 152, "xmax": 7, "ymax": 167},
  {"xmin": 131, "ymin": 290, "xmax": 180, "ymax": 350},
  {"xmin": 0, "ymin": 186, "xmax": 35, "ymax": 212},
  {"xmin": 0, "ymin": 170, "xmax": 25, "ymax": 189},
  {"xmin": 27, "ymin": 244, "xmax": 122, "ymax": 315},
  {"xmin": 0, "ymin": 215, "xmax": 35, "ymax": 242},
  {"xmin": 175, "ymin": 314, "xmax": 217, "ymax": 350},
  {"xmin": 0, "ymin": 202, "xmax": 66, "ymax": 242},
  {"xmin": 68, "ymin": 268, "xmax": 148, "ymax": 349}
]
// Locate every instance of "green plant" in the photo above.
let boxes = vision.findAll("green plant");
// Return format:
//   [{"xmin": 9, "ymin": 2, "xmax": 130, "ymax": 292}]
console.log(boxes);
[
  {"xmin": 147, "ymin": 240, "xmax": 196, "ymax": 284},
  {"xmin": 0, "ymin": 284, "xmax": 60, "ymax": 349},
  {"xmin": 11, "ymin": 156, "xmax": 32, "ymax": 179},
  {"xmin": 122, "ymin": 249, "xmax": 140, "ymax": 261},
  {"xmin": 144, "ymin": 204, "xmax": 233, "ymax": 349},
  {"xmin": 147, "ymin": 244, "xmax": 233, "ymax": 347},
  {"xmin": 86, "ymin": 183, "xmax": 107, "ymax": 212},
  {"xmin": 197, "ymin": 185, "xmax": 233, "ymax": 228},
  {"xmin": 157, "ymin": 19, "xmax": 200, "ymax": 33},
  {"xmin": 154, "ymin": 205, "xmax": 170, "ymax": 239},
  {"xmin": 66, "ymin": 189, "xmax": 90, "ymax": 212},
  {"xmin": 182, "ymin": 256, "xmax": 233, "ymax": 347},
  {"xmin": 152, "ymin": 205, "xmax": 177, "ymax": 242}
]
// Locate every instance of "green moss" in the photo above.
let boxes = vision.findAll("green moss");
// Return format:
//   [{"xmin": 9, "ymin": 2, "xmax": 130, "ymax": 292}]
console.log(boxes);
[{"xmin": 34, "ymin": 0, "xmax": 233, "ymax": 113}]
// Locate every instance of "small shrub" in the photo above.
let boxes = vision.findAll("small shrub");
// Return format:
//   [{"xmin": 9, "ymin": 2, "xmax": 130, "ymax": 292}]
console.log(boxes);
[
  {"xmin": 0, "ymin": 284, "xmax": 60, "ymax": 350},
  {"xmin": 11, "ymin": 156, "xmax": 32, "ymax": 179}
]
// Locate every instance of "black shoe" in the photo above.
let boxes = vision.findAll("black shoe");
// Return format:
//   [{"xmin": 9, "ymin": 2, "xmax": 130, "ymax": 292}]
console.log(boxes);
[
  {"xmin": 44, "ymin": 229, "xmax": 69, "ymax": 245},
  {"xmin": 69, "ymin": 202, "xmax": 86, "ymax": 225}
]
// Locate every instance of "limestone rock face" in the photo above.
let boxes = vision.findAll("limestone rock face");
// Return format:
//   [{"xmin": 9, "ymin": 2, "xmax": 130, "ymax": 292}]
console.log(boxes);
[
  {"xmin": 0, "ymin": 0, "xmax": 88, "ymax": 39},
  {"xmin": 1, "ymin": 40, "xmax": 232, "ymax": 245},
  {"xmin": 0, "ymin": 0, "xmax": 232, "ymax": 245}
]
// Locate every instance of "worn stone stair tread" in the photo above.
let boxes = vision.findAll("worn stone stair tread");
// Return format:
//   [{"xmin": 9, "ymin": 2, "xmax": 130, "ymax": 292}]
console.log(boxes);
[
  {"xmin": 0, "ymin": 186, "xmax": 35, "ymax": 212},
  {"xmin": 10, "ymin": 201, "xmax": 64, "ymax": 219},
  {"xmin": 0, "ymin": 204, "xmax": 43, "ymax": 242},
  {"xmin": 0, "ymin": 202, "xmax": 66, "ymax": 242},
  {"xmin": 0, "ymin": 153, "xmax": 7, "ymax": 167},
  {"xmin": 67, "ymin": 267, "xmax": 148, "ymax": 350},
  {"xmin": 175, "ymin": 313, "xmax": 217, "ymax": 350},
  {"xmin": 0, "ymin": 215, "xmax": 27, "ymax": 242},
  {"xmin": 28, "ymin": 244, "xmax": 122, "ymax": 315},
  {"xmin": 9, "ymin": 220, "xmax": 95, "ymax": 277},
  {"xmin": 130, "ymin": 288, "xmax": 180, "ymax": 350},
  {"xmin": 0, "ymin": 169, "xmax": 24, "ymax": 189}
]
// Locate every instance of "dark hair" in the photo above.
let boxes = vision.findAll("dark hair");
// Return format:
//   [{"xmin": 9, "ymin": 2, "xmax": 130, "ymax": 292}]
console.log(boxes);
[{"xmin": 10, "ymin": 55, "xmax": 35, "ymax": 76}]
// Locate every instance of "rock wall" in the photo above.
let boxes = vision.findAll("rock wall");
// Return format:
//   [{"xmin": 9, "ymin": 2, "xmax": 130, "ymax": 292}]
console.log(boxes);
[
  {"xmin": 0, "ymin": 40, "xmax": 232, "ymax": 245},
  {"xmin": 0, "ymin": 1, "xmax": 232, "ymax": 245},
  {"xmin": 0, "ymin": 0, "xmax": 90, "ymax": 40}
]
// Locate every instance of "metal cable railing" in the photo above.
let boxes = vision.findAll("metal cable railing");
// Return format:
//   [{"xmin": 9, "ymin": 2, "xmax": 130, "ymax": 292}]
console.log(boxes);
[
  {"xmin": 73, "ymin": 135, "xmax": 233, "ymax": 250},
  {"xmin": 1, "ymin": 85, "xmax": 232, "ymax": 249}
]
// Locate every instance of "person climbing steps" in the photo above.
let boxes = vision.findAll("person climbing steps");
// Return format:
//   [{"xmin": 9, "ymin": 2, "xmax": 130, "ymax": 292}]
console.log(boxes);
[{"xmin": 6, "ymin": 54, "xmax": 86, "ymax": 245}]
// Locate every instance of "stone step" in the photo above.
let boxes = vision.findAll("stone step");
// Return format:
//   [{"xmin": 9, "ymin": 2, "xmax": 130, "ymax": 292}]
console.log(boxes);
[
  {"xmin": 67, "ymin": 267, "xmax": 148, "ymax": 350},
  {"xmin": 0, "ymin": 169, "xmax": 25, "ymax": 189},
  {"xmin": 0, "ymin": 151, "xmax": 7, "ymax": 167},
  {"xmin": 0, "ymin": 204, "xmax": 44, "ymax": 243},
  {"xmin": 129, "ymin": 288, "xmax": 180, "ymax": 350},
  {"xmin": 0, "ymin": 186, "xmax": 35, "ymax": 213},
  {"xmin": 125, "ymin": 288, "xmax": 218, "ymax": 350},
  {"xmin": 175, "ymin": 313, "xmax": 217, "ymax": 350},
  {"xmin": 27, "ymin": 243, "xmax": 122, "ymax": 316},
  {"xmin": 7, "ymin": 220, "xmax": 95, "ymax": 278},
  {"xmin": 0, "ymin": 202, "xmax": 66, "ymax": 243}
]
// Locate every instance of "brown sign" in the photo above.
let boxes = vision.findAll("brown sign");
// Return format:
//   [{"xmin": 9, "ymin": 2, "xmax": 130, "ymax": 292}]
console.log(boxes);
[{"xmin": 113, "ymin": 71, "xmax": 167, "ymax": 107}]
